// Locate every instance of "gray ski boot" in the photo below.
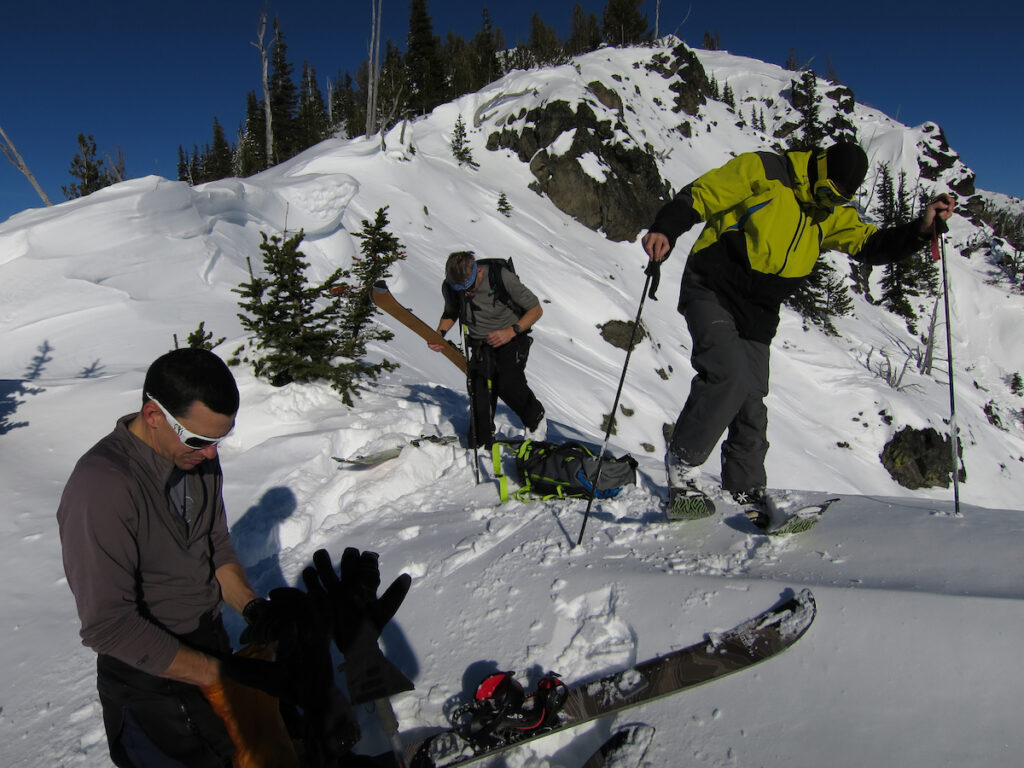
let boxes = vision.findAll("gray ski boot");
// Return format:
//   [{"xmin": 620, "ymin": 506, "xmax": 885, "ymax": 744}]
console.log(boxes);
[{"xmin": 666, "ymin": 454, "xmax": 715, "ymax": 521}]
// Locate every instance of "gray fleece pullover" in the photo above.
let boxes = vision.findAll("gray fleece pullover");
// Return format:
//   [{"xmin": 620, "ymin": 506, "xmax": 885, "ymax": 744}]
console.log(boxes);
[{"xmin": 57, "ymin": 415, "xmax": 240, "ymax": 675}]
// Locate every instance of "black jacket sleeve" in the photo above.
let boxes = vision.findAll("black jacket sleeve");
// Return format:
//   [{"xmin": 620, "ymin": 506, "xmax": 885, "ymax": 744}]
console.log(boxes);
[
  {"xmin": 853, "ymin": 220, "xmax": 931, "ymax": 266},
  {"xmin": 648, "ymin": 185, "xmax": 704, "ymax": 255}
]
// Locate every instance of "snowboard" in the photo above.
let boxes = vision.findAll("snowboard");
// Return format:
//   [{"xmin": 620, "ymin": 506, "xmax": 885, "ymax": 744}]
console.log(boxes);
[
  {"xmin": 371, "ymin": 281, "xmax": 468, "ymax": 374},
  {"xmin": 332, "ymin": 435, "xmax": 459, "ymax": 466},
  {"xmin": 405, "ymin": 590, "xmax": 817, "ymax": 767},
  {"xmin": 745, "ymin": 492, "xmax": 841, "ymax": 535}
]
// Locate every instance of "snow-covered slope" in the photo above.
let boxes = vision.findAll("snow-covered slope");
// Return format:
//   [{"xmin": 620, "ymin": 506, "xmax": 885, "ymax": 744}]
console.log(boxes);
[{"xmin": 1, "ymin": 41, "xmax": 1022, "ymax": 767}]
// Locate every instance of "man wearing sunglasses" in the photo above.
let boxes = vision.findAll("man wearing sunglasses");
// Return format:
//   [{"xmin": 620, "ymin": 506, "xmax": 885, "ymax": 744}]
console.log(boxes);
[
  {"xmin": 640, "ymin": 141, "xmax": 956, "ymax": 520},
  {"xmin": 431, "ymin": 250, "xmax": 546, "ymax": 448},
  {"xmin": 57, "ymin": 348, "xmax": 259, "ymax": 767}
]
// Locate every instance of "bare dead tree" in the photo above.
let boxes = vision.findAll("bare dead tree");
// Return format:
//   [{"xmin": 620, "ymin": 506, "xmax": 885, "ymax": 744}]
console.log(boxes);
[
  {"xmin": 0, "ymin": 123, "xmax": 53, "ymax": 207},
  {"xmin": 252, "ymin": 12, "xmax": 274, "ymax": 167},
  {"xmin": 365, "ymin": 0, "xmax": 384, "ymax": 137},
  {"xmin": 376, "ymin": 85, "xmax": 406, "ymax": 151},
  {"xmin": 103, "ymin": 147, "xmax": 127, "ymax": 183}
]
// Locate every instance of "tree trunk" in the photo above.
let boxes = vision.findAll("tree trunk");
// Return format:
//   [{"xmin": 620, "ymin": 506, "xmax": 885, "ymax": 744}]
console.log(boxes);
[
  {"xmin": 252, "ymin": 13, "xmax": 274, "ymax": 167},
  {"xmin": 365, "ymin": 0, "xmax": 383, "ymax": 138},
  {"xmin": 0, "ymin": 123, "xmax": 53, "ymax": 207}
]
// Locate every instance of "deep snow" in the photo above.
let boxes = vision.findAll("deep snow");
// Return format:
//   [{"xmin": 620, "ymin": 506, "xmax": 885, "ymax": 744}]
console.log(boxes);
[{"xmin": 2, "ymin": 41, "xmax": 1023, "ymax": 767}]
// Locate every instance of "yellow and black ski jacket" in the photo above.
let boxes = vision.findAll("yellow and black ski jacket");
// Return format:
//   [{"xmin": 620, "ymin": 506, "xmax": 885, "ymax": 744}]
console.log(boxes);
[{"xmin": 650, "ymin": 150, "xmax": 929, "ymax": 342}]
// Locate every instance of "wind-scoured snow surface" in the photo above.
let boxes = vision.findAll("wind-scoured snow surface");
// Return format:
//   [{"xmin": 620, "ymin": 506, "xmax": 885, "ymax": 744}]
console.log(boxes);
[{"xmin": 2, "ymin": 42, "xmax": 1023, "ymax": 767}]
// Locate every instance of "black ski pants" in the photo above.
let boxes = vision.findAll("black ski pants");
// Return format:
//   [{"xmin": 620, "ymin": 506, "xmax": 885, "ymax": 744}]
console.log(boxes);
[
  {"xmin": 96, "ymin": 613, "xmax": 235, "ymax": 768},
  {"xmin": 467, "ymin": 334, "xmax": 544, "ymax": 448},
  {"xmin": 668, "ymin": 282, "xmax": 770, "ymax": 493}
]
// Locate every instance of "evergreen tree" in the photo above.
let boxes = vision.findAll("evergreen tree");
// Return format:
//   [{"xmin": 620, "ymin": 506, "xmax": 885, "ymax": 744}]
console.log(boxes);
[
  {"xmin": 497, "ymin": 191, "xmax": 513, "ymax": 217},
  {"xmin": 450, "ymin": 114, "xmax": 477, "ymax": 167},
  {"xmin": 721, "ymin": 82, "xmax": 735, "ymax": 109},
  {"xmin": 602, "ymin": 0, "xmax": 650, "ymax": 46},
  {"xmin": 707, "ymin": 75, "xmax": 720, "ymax": 100},
  {"xmin": 296, "ymin": 62, "xmax": 330, "ymax": 150},
  {"xmin": 234, "ymin": 215, "xmax": 406, "ymax": 406},
  {"xmin": 63, "ymin": 133, "xmax": 116, "ymax": 199},
  {"xmin": 443, "ymin": 32, "xmax": 475, "ymax": 100},
  {"xmin": 236, "ymin": 92, "xmax": 268, "ymax": 176},
  {"xmin": 177, "ymin": 146, "xmax": 191, "ymax": 183},
  {"xmin": 566, "ymin": 3, "xmax": 602, "ymax": 56},
  {"xmin": 788, "ymin": 70, "xmax": 825, "ymax": 150},
  {"xmin": 268, "ymin": 19, "xmax": 299, "ymax": 163},
  {"xmin": 184, "ymin": 321, "xmax": 225, "ymax": 351},
  {"xmin": 755, "ymin": 107, "xmax": 767, "ymax": 132},
  {"xmin": 406, "ymin": 0, "xmax": 446, "ymax": 116},
  {"xmin": 785, "ymin": 259, "xmax": 852, "ymax": 335},
  {"xmin": 188, "ymin": 145, "xmax": 201, "ymax": 186},
  {"xmin": 876, "ymin": 167, "xmax": 927, "ymax": 332},
  {"xmin": 205, "ymin": 117, "xmax": 234, "ymax": 181},
  {"xmin": 330, "ymin": 71, "xmax": 365, "ymax": 139},
  {"xmin": 529, "ymin": 12, "xmax": 564, "ymax": 66},
  {"xmin": 332, "ymin": 207, "xmax": 407, "ymax": 386},
  {"xmin": 702, "ymin": 30, "xmax": 721, "ymax": 50},
  {"xmin": 235, "ymin": 230, "xmax": 344, "ymax": 388},
  {"xmin": 469, "ymin": 9, "xmax": 504, "ymax": 89}
]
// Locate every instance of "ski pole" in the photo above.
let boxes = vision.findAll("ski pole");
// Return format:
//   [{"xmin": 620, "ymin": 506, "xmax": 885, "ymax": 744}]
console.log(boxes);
[
  {"xmin": 462, "ymin": 327, "xmax": 481, "ymax": 485},
  {"xmin": 935, "ymin": 222, "xmax": 962, "ymax": 516},
  {"xmin": 576, "ymin": 270, "xmax": 653, "ymax": 546}
]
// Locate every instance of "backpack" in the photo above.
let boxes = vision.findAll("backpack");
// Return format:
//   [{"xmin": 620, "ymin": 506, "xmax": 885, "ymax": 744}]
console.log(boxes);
[
  {"xmin": 491, "ymin": 439, "xmax": 638, "ymax": 503},
  {"xmin": 443, "ymin": 257, "xmax": 526, "ymax": 324}
]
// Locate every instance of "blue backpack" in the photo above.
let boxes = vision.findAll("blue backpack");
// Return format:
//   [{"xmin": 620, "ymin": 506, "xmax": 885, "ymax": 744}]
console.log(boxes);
[{"xmin": 491, "ymin": 439, "xmax": 638, "ymax": 503}]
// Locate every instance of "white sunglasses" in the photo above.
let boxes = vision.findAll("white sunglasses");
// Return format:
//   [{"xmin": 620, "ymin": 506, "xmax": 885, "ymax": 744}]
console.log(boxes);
[{"xmin": 146, "ymin": 394, "xmax": 230, "ymax": 449}]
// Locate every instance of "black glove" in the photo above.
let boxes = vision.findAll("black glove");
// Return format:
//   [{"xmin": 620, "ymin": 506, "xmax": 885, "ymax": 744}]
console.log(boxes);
[
  {"xmin": 220, "ymin": 651, "xmax": 287, "ymax": 699},
  {"xmin": 303, "ymin": 547, "xmax": 414, "ymax": 705},
  {"xmin": 224, "ymin": 589, "xmax": 335, "ymax": 708},
  {"xmin": 303, "ymin": 547, "xmax": 411, "ymax": 655},
  {"xmin": 644, "ymin": 258, "xmax": 662, "ymax": 300},
  {"xmin": 239, "ymin": 596, "xmax": 285, "ymax": 646}
]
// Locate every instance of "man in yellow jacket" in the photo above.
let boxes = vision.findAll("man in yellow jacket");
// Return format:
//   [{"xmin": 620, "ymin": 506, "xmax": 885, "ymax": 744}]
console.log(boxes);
[{"xmin": 642, "ymin": 141, "xmax": 955, "ymax": 519}]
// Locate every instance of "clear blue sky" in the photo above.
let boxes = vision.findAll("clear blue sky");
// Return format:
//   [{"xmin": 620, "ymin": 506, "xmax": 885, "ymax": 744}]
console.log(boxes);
[{"xmin": 2, "ymin": 1, "xmax": 1019, "ymax": 222}]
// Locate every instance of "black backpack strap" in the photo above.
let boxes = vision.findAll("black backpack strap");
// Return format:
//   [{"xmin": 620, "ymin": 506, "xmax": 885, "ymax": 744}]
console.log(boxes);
[{"xmin": 478, "ymin": 259, "xmax": 525, "ymax": 318}]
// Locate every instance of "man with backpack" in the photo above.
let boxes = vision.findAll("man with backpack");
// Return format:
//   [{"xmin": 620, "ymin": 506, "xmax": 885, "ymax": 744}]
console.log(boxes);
[
  {"xmin": 430, "ymin": 251, "xmax": 546, "ymax": 448},
  {"xmin": 641, "ymin": 141, "xmax": 956, "ymax": 520}
]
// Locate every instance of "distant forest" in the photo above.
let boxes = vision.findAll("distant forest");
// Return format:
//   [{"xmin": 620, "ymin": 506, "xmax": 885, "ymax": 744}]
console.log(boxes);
[{"xmin": 178, "ymin": 0, "xmax": 656, "ymax": 184}]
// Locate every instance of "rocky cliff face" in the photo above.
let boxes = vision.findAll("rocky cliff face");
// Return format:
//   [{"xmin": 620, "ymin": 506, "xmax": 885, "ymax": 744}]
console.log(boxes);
[{"xmin": 486, "ymin": 90, "xmax": 671, "ymax": 242}]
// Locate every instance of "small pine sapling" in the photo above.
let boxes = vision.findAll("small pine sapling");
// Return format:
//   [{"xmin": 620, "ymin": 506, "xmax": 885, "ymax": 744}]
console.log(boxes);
[
  {"xmin": 497, "ymin": 191, "xmax": 513, "ymax": 217},
  {"xmin": 184, "ymin": 321, "xmax": 225, "ymax": 351},
  {"xmin": 450, "ymin": 114, "xmax": 478, "ymax": 168}
]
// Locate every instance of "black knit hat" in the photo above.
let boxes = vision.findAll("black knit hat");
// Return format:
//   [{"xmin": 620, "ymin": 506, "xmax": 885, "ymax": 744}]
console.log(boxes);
[{"xmin": 825, "ymin": 141, "xmax": 869, "ymax": 194}]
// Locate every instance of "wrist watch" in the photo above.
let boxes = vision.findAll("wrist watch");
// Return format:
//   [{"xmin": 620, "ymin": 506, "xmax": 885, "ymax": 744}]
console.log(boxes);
[{"xmin": 512, "ymin": 323, "xmax": 522, "ymax": 335}]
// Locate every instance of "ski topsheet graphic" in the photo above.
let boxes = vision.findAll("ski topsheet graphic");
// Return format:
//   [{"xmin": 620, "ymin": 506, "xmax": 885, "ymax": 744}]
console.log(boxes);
[
  {"xmin": 405, "ymin": 590, "xmax": 817, "ymax": 767},
  {"xmin": 371, "ymin": 281, "xmax": 468, "ymax": 374}
]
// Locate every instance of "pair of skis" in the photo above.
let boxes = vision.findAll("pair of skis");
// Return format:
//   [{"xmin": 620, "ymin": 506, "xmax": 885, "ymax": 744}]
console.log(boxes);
[{"xmin": 400, "ymin": 590, "xmax": 816, "ymax": 767}]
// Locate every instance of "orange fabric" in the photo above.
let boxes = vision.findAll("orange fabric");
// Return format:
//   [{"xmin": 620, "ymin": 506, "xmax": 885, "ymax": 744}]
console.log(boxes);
[{"xmin": 201, "ymin": 645, "xmax": 299, "ymax": 768}]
